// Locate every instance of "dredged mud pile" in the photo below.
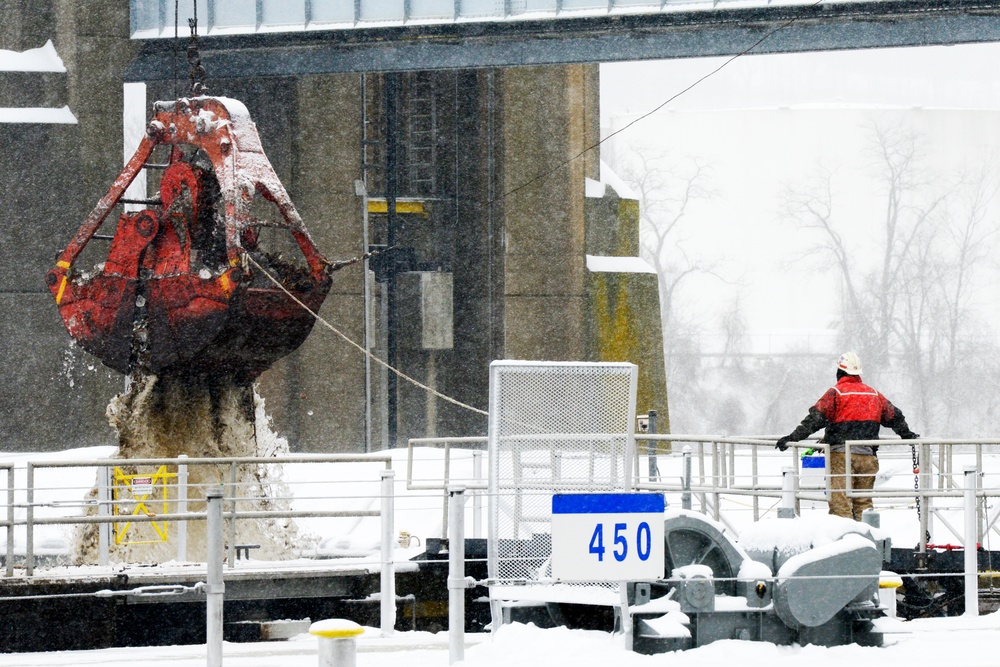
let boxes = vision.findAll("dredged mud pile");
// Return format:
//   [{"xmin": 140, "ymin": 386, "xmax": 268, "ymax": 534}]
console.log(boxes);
[{"xmin": 74, "ymin": 373, "xmax": 307, "ymax": 564}]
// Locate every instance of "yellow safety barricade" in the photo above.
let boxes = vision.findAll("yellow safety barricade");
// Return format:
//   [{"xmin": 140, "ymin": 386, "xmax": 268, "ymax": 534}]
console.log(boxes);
[{"xmin": 112, "ymin": 465, "xmax": 176, "ymax": 545}]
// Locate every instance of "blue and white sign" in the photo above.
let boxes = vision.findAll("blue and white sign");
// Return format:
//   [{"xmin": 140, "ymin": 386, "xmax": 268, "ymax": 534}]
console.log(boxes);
[{"xmin": 551, "ymin": 494, "xmax": 665, "ymax": 582}]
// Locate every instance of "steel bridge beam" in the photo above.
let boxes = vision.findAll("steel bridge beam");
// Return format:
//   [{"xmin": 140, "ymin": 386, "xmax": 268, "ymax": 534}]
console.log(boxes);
[{"xmin": 126, "ymin": 0, "xmax": 1000, "ymax": 80}]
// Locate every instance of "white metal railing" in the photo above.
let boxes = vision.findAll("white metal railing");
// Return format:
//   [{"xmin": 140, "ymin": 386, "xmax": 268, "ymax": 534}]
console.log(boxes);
[
  {"xmin": 1, "ymin": 462, "xmax": 12, "ymax": 578},
  {"xmin": 6, "ymin": 439, "xmax": 997, "ymax": 619},
  {"xmin": 631, "ymin": 435, "xmax": 1000, "ymax": 550},
  {"xmin": 3, "ymin": 453, "xmax": 394, "ymax": 577},
  {"xmin": 407, "ymin": 433, "xmax": 1000, "ymax": 553},
  {"xmin": 406, "ymin": 437, "xmax": 487, "ymax": 540},
  {"xmin": 411, "ymin": 433, "xmax": 1000, "ymax": 625}
]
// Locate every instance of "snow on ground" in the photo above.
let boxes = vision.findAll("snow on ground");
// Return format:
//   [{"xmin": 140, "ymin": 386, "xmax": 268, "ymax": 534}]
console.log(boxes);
[{"xmin": 4, "ymin": 615, "xmax": 1000, "ymax": 667}]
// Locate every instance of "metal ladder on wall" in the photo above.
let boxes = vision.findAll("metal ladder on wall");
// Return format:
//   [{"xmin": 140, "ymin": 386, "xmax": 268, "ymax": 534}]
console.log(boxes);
[
  {"xmin": 361, "ymin": 74, "xmax": 385, "ymax": 196},
  {"xmin": 404, "ymin": 72, "xmax": 437, "ymax": 197},
  {"xmin": 362, "ymin": 72, "xmax": 438, "ymax": 199}
]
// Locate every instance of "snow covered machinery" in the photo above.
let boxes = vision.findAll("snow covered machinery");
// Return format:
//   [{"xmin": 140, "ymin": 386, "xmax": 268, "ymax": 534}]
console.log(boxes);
[
  {"xmin": 46, "ymin": 97, "xmax": 332, "ymax": 384},
  {"xmin": 629, "ymin": 512, "xmax": 888, "ymax": 652}
]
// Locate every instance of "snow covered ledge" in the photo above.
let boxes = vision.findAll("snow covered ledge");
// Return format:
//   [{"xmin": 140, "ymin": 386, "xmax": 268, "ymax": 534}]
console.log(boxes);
[
  {"xmin": 0, "ymin": 40, "xmax": 66, "ymax": 72},
  {"xmin": 0, "ymin": 40, "xmax": 77, "ymax": 125},
  {"xmin": 0, "ymin": 106, "xmax": 77, "ymax": 124},
  {"xmin": 586, "ymin": 255, "xmax": 656, "ymax": 274}
]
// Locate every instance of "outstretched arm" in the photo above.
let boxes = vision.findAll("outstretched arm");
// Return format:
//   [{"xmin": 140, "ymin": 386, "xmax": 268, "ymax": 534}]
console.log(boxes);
[
  {"xmin": 883, "ymin": 403, "xmax": 919, "ymax": 439},
  {"xmin": 776, "ymin": 407, "xmax": 829, "ymax": 450}
]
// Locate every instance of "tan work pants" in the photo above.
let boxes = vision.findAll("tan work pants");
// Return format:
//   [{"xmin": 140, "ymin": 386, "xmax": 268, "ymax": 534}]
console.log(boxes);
[{"xmin": 828, "ymin": 451, "xmax": 879, "ymax": 520}]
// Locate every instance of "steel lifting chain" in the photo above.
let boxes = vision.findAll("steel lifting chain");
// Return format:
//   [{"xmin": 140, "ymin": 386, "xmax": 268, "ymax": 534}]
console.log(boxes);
[{"xmin": 187, "ymin": 0, "xmax": 207, "ymax": 96}]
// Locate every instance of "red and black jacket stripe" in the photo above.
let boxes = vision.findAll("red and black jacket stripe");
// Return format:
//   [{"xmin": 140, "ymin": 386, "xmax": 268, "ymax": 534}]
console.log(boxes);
[{"xmin": 786, "ymin": 375, "xmax": 913, "ymax": 445}]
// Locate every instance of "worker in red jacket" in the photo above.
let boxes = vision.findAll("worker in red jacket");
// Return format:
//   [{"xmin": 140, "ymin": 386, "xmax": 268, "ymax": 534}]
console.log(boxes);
[{"xmin": 775, "ymin": 352, "xmax": 919, "ymax": 520}]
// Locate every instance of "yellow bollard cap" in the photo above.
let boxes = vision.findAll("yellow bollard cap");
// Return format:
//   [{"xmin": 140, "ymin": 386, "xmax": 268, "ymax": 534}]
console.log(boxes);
[
  {"xmin": 879, "ymin": 571, "xmax": 904, "ymax": 589},
  {"xmin": 309, "ymin": 619, "xmax": 365, "ymax": 639}
]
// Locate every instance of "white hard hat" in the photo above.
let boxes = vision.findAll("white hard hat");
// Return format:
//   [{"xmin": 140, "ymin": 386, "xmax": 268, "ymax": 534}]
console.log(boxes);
[{"xmin": 837, "ymin": 352, "xmax": 863, "ymax": 376}]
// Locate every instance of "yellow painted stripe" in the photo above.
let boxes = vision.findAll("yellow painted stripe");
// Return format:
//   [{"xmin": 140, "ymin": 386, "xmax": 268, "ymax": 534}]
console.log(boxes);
[
  {"xmin": 57, "ymin": 260, "xmax": 71, "ymax": 269},
  {"xmin": 55, "ymin": 276, "xmax": 68, "ymax": 304},
  {"xmin": 219, "ymin": 273, "xmax": 233, "ymax": 297},
  {"xmin": 367, "ymin": 199, "xmax": 426, "ymax": 215}
]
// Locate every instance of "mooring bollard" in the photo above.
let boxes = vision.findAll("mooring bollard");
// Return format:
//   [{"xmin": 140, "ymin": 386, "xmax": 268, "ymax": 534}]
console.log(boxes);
[
  {"xmin": 310, "ymin": 619, "xmax": 365, "ymax": 667},
  {"xmin": 879, "ymin": 572, "xmax": 903, "ymax": 618}
]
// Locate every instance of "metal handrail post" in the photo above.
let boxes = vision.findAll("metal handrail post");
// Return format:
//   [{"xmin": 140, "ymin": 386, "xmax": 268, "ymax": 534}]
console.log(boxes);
[
  {"xmin": 938, "ymin": 444, "xmax": 946, "ymax": 490},
  {"xmin": 98, "ymin": 465, "xmax": 110, "ymax": 566},
  {"xmin": 176, "ymin": 454, "xmax": 188, "ymax": 562},
  {"xmin": 441, "ymin": 441, "xmax": 452, "ymax": 539},
  {"xmin": 920, "ymin": 442, "xmax": 931, "ymax": 553},
  {"xmin": 472, "ymin": 450, "xmax": 483, "ymax": 538},
  {"xmin": 696, "ymin": 442, "xmax": 705, "ymax": 513},
  {"xmin": 824, "ymin": 443, "xmax": 832, "ymax": 509},
  {"xmin": 406, "ymin": 440, "xmax": 415, "ymax": 489},
  {"xmin": 728, "ymin": 442, "xmax": 735, "ymax": 489},
  {"xmin": 380, "ymin": 469, "xmax": 396, "ymax": 637},
  {"xmin": 206, "ymin": 486, "xmax": 225, "ymax": 667},
  {"xmin": 228, "ymin": 461, "xmax": 237, "ymax": 569},
  {"xmin": 976, "ymin": 445, "xmax": 984, "ymax": 545},
  {"xmin": 448, "ymin": 484, "xmax": 468, "ymax": 664},
  {"xmin": 5, "ymin": 466, "xmax": 13, "ymax": 577},
  {"xmin": 750, "ymin": 444, "xmax": 760, "ymax": 521},
  {"xmin": 681, "ymin": 445, "xmax": 693, "ymax": 511},
  {"xmin": 845, "ymin": 445, "xmax": 853, "ymax": 502},
  {"xmin": 711, "ymin": 441, "xmax": 721, "ymax": 521},
  {"xmin": 25, "ymin": 463, "xmax": 34, "ymax": 576},
  {"xmin": 965, "ymin": 466, "xmax": 979, "ymax": 616},
  {"xmin": 647, "ymin": 410, "xmax": 660, "ymax": 482},
  {"xmin": 793, "ymin": 455, "xmax": 801, "ymax": 517}
]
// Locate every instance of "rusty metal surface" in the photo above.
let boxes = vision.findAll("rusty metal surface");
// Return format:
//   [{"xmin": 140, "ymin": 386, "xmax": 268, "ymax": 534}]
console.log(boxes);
[{"xmin": 46, "ymin": 96, "xmax": 332, "ymax": 384}]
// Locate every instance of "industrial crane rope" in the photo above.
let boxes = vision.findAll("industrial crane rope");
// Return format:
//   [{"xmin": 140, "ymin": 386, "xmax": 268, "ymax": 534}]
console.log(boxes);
[
  {"xmin": 493, "ymin": 0, "xmax": 826, "ymax": 208},
  {"xmin": 246, "ymin": 254, "xmax": 489, "ymax": 418}
]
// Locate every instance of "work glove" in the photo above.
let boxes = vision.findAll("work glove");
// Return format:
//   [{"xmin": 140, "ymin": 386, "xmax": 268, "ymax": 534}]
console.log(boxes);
[
  {"xmin": 775, "ymin": 436, "xmax": 791, "ymax": 452},
  {"xmin": 901, "ymin": 431, "xmax": 920, "ymax": 440}
]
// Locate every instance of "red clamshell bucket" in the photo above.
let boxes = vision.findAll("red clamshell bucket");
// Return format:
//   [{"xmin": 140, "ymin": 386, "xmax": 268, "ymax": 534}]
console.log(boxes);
[{"xmin": 46, "ymin": 97, "xmax": 332, "ymax": 384}]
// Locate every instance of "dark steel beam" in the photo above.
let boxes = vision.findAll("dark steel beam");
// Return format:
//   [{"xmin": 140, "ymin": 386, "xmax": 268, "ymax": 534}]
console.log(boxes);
[{"xmin": 126, "ymin": 0, "xmax": 1000, "ymax": 79}]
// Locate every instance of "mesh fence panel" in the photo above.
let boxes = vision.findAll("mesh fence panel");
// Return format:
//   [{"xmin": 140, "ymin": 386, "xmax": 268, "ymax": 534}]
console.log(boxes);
[{"xmin": 487, "ymin": 361, "xmax": 638, "ymax": 584}]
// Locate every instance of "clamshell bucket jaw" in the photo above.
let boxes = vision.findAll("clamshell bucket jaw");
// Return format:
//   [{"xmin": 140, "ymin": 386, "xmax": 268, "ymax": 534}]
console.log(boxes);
[{"xmin": 46, "ymin": 96, "xmax": 332, "ymax": 384}]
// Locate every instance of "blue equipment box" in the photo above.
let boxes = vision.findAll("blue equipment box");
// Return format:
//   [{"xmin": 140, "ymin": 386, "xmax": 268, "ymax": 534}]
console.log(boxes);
[{"xmin": 801, "ymin": 454, "xmax": 826, "ymax": 469}]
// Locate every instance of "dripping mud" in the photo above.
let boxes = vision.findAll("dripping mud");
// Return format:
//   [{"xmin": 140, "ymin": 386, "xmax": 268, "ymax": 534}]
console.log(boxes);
[{"xmin": 74, "ymin": 373, "xmax": 310, "ymax": 564}]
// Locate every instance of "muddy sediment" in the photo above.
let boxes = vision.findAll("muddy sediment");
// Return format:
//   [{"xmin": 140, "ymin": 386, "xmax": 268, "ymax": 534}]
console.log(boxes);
[{"xmin": 74, "ymin": 373, "xmax": 305, "ymax": 564}]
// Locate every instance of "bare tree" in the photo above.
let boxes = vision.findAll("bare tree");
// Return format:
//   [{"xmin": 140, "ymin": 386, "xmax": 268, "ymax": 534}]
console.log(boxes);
[
  {"xmin": 616, "ymin": 147, "xmax": 720, "ymax": 384},
  {"xmin": 897, "ymin": 162, "xmax": 1000, "ymax": 432},
  {"xmin": 783, "ymin": 123, "xmax": 947, "ymax": 367},
  {"xmin": 783, "ymin": 120, "xmax": 1000, "ymax": 436},
  {"xmin": 719, "ymin": 297, "xmax": 749, "ymax": 372}
]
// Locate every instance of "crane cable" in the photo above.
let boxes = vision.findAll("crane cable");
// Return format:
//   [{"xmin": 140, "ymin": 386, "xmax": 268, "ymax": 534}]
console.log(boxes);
[
  {"xmin": 493, "ymin": 0, "xmax": 826, "ymax": 207},
  {"xmin": 245, "ymin": 255, "xmax": 489, "ymax": 417},
  {"xmin": 190, "ymin": 1, "xmax": 819, "ymax": 424}
]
